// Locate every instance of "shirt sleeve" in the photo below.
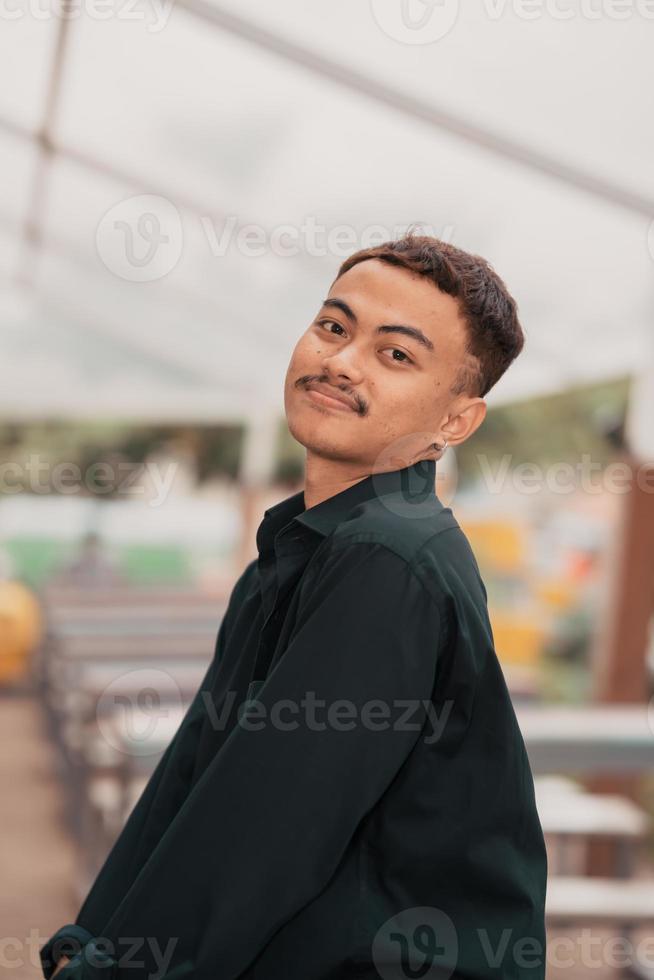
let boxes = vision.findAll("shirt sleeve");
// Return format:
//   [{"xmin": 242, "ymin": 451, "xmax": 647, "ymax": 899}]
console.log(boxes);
[
  {"xmin": 39, "ymin": 607, "xmax": 230, "ymax": 980},
  {"xmin": 48, "ymin": 539, "xmax": 442, "ymax": 980}
]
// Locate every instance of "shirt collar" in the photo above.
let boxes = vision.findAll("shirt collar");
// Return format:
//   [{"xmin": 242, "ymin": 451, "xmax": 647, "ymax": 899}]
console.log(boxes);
[{"xmin": 256, "ymin": 458, "xmax": 437, "ymax": 556}]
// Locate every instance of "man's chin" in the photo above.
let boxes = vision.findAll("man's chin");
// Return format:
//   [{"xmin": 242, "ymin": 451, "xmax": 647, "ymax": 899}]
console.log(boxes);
[{"xmin": 286, "ymin": 416, "xmax": 364, "ymax": 460}]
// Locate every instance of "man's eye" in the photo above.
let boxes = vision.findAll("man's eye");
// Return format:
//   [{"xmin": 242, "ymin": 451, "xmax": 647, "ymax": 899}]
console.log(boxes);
[
  {"xmin": 318, "ymin": 319, "xmax": 345, "ymax": 335},
  {"xmin": 384, "ymin": 348, "xmax": 412, "ymax": 364}
]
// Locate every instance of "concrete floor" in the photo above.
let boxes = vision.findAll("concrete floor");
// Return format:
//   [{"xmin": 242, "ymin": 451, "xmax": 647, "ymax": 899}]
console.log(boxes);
[{"xmin": 0, "ymin": 690, "xmax": 77, "ymax": 980}]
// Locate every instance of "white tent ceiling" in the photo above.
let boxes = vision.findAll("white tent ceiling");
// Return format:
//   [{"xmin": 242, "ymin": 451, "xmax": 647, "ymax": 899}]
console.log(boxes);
[{"xmin": 1, "ymin": 0, "xmax": 653, "ymax": 422}]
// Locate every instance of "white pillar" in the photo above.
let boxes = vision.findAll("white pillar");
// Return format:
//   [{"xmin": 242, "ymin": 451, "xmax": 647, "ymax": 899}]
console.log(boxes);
[{"xmin": 236, "ymin": 411, "xmax": 281, "ymax": 572}]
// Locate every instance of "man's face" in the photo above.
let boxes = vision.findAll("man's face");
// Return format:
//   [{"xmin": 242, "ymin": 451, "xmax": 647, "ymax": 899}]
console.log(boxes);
[{"xmin": 284, "ymin": 257, "xmax": 480, "ymax": 469}]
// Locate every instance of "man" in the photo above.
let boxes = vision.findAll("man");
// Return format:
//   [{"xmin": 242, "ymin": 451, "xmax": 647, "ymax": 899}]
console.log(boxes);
[
  {"xmin": 42, "ymin": 233, "xmax": 547, "ymax": 980},
  {"xmin": 50, "ymin": 531, "xmax": 126, "ymax": 590}
]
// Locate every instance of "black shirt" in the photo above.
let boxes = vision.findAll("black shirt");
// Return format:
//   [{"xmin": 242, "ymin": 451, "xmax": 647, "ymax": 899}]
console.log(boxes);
[{"xmin": 41, "ymin": 458, "xmax": 547, "ymax": 980}]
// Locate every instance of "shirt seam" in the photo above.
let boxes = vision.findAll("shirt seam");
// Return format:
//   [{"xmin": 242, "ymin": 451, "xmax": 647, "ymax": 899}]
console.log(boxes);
[{"xmin": 326, "ymin": 527, "xmax": 456, "ymax": 624}]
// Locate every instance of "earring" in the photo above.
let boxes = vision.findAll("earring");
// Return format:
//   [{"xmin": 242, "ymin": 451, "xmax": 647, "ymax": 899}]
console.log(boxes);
[{"xmin": 432, "ymin": 439, "xmax": 448, "ymax": 453}]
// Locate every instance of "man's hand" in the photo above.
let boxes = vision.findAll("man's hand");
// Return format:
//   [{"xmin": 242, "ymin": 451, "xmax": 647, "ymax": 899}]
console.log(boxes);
[{"xmin": 52, "ymin": 954, "xmax": 71, "ymax": 977}]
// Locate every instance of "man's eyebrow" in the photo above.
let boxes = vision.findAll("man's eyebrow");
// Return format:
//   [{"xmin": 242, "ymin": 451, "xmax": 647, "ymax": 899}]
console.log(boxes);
[{"xmin": 320, "ymin": 297, "xmax": 435, "ymax": 353}]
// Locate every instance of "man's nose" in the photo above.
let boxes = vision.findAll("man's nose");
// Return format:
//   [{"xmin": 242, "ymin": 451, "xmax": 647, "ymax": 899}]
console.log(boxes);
[{"xmin": 320, "ymin": 345, "xmax": 364, "ymax": 384}]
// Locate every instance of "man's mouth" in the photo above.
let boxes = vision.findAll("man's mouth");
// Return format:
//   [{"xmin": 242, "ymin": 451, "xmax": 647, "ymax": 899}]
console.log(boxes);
[{"xmin": 303, "ymin": 382, "xmax": 359, "ymax": 413}]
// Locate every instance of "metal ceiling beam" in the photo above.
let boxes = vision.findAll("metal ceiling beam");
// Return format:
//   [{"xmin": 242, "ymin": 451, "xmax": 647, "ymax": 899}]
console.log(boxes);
[
  {"xmin": 17, "ymin": 2, "xmax": 75, "ymax": 287},
  {"xmin": 175, "ymin": 0, "xmax": 654, "ymax": 219},
  {"xmin": 0, "ymin": 115, "xmax": 335, "ymax": 284},
  {"xmin": 0, "ymin": 202, "xmax": 284, "ymax": 357},
  {"xmin": 3, "ymin": 8, "xmax": 652, "ymax": 222}
]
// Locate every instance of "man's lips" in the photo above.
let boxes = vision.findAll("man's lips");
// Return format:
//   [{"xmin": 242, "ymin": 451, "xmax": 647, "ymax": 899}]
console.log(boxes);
[{"xmin": 304, "ymin": 382, "xmax": 359, "ymax": 413}]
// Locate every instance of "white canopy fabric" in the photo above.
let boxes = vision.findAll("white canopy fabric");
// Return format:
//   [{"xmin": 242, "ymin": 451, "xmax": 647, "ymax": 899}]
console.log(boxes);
[{"xmin": 1, "ymin": 0, "xmax": 652, "ymax": 422}]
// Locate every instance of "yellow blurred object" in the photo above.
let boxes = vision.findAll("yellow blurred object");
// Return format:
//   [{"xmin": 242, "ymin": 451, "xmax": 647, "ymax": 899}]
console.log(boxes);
[
  {"xmin": 535, "ymin": 579, "xmax": 576, "ymax": 611},
  {"xmin": 459, "ymin": 519, "xmax": 526, "ymax": 574},
  {"xmin": 0, "ymin": 580, "xmax": 43, "ymax": 684},
  {"xmin": 490, "ymin": 610, "xmax": 544, "ymax": 666}
]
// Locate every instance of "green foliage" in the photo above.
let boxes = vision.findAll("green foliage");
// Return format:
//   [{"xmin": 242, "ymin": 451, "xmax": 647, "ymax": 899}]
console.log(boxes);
[
  {"xmin": 0, "ymin": 420, "xmax": 244, "ymax": 493},
  {"xmin": 0, "ymin": 375, "xmax": 630, "ymax": 495},
  {"xmin": 120, "ymin": 545, "xmax": 190, "ymax": 584},
  {"xmin": 456, "ymin": 376, "xmax": 630, "ymax": 488}
]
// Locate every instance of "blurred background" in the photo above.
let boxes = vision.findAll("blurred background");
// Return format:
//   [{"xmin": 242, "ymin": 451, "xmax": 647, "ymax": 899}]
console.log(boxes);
[{"xmin": 1, "ymin": 1, "xmax": 654, "ymax": 977}]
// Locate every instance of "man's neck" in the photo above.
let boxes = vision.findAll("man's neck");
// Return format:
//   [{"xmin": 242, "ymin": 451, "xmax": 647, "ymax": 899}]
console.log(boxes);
[{"xmin": 302, "ymin": 454, "xmax": 373, "ymax": 511}]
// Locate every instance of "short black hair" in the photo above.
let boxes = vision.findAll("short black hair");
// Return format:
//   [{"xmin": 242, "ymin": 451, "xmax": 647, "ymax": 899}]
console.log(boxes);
[{"xmin": 335, "ymin": 231, "xmax": 525, "ymax": 398}]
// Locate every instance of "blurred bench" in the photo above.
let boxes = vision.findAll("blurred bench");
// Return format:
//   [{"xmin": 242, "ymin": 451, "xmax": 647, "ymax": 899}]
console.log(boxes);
[
  {"xmin": 515, "ymin": 705, "xmax": 654, "ymax": 774},
  {"xmin": 36, "ymin": 584, "xmax": 228, "ymax": 895},
  {"xmin": 37, "ymin": 586, "xmax": 224, "ymax": 738},
  {"xmin": 537, "ymin": 774, "xmax": 653, "ymax": 977},
  {"xmin": 546, "ymin": 875, "xmax": 654, "ymax": 924},
  {"xmin": 535, "ymin": 775, "xmax": 649, "ymax": 877}
]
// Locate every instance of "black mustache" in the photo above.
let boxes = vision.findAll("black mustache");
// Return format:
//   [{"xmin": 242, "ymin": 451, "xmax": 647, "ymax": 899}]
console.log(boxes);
[{"xmin": 297, "ymin": 376, "xmax": 367, "ymax": 415}]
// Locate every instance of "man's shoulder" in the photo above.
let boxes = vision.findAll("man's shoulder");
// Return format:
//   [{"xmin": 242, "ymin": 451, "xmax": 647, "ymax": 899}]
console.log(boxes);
[
  {"xmin": 330, "ymin": 490, "xmax": 461, "ymax": 562},
  {"xmin": 329, "ymin": 494, "xmax": 487, "ymax": 604}
]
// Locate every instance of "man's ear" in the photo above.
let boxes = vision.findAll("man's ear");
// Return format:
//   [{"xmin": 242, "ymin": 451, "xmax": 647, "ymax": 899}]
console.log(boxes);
[{"xmin": 441, "ymin": 398, "xmax": 487, "ymax": 448}]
